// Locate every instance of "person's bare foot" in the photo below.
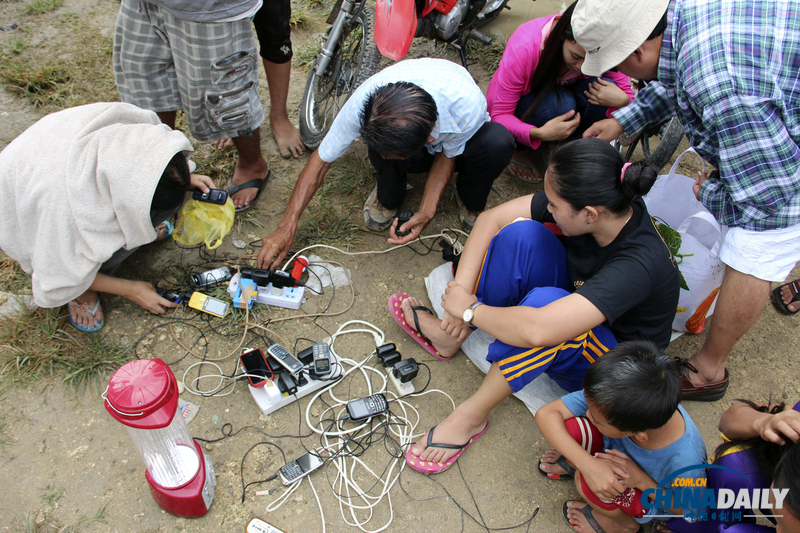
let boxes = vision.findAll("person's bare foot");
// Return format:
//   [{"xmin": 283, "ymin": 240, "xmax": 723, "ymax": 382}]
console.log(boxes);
[
  {"xmin": 270, "ymin": 114, "xmax": 304, "ymax": 159},
  {"xmin": 565, "ymin": 501, "xmax": 640, "ymax": 533},
  {"xmin": 780, "ymin": 282, "xmax": 800, "ymax": 312},
  {"xmin": 409, "ymin": 405, "xmax": 488, "ymax": 464},
  {"xmin": 539, "ymin": 448, "xmax": 572, "ymax": 476},
  {"xmin": 68, "ymin": 289, "xmax": 104, "ymax": 330},
  {"xmin": 509, "ymin": 150, "xmax": 541, "ymax": 182},
  {"xmin": 400, "ymin": 295, "xmax": 464, "ymax": 358},
  {"xmin": 211, "ymin": 138, "xmax": 234, "ymax": 149},
  {"xmin": 229, "ymin": 132, "xmax": 270, "ymax": 210}
]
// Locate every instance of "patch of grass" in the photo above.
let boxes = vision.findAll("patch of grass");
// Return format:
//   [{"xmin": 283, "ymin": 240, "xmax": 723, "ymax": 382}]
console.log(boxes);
[
  {"xmin": 0, "ymin": 252, "xmax": 31, "ymax": 294},
  {"xmin": 0, "ymin": 306, "xmax": 129, "ymax": 389},
  {"xmin": 0, "ymin": 61, "xmax": 71, "ymax": 108},
  {"xmin": 40, "ymin": 485, "xmax": 64, "ymax": 506},
  {"xmin": 4, "ymin": 36, "xmax": 26, "ymax": 55},
  {"xmin": 466, "ymin": 32, "xmax": 506, "ymax": 73},
  {"xmin": 192, "ymin": 143, "xmax": 237, "ymax": 186},
  {"xmin": 24, "ymin": 0, "xmax": 62, "ymax": 15},
  {"xmin": 290, "ymin": 9, "xmax": 312, "ymax": 30},
  {"xmin": 301, "ymin": 0, "xmax": 326, "ymax": 8},
  {"xmin": 293, "ymin": 41, "xmax": 320, "ymax": 71},
  {"xmin": 296, "ymin": 202, "xmax": 360, "ymax": 249},
  {"xmin": 322, "ymin": 152, "xmax": 373, "ymax": 196}
]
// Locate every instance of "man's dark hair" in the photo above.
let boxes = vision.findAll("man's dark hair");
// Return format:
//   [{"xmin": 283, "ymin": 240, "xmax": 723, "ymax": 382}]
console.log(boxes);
[
  {"xmin": 646, "ymin": 11, "xmax": 668, "ymax": 40},
  {"xmin": 359, "ymin": 81, "xmax": 437, "ymax": 159},
  {"xmin": 582, "ymin": 340, "xmax": 681, "ymax": 433},
  {"xmin": 151, "ymin": 152, "xmax": 191, "ymax": 213},
  {"xmin": 774, "ymin": 444, "xmax": 800, "ymax": 520}
]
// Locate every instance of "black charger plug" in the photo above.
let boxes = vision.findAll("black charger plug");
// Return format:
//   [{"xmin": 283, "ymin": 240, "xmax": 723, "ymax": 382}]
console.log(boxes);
[
  {"xmin": 277, "ymin": 372, "xmax": 298, "ymax": 395},
  {"xmin": 379, "ymin": 351, "xmax": 402, "ymax": 368},
  {"xmin": 270, "ymin": 269, "xmax": 303, "ymax": 289},
  {"xmin": 375, "ymin": 343, "xmax": 396, "ymax": 357},
  {"xmin": 240, "ymin": 267, "xmax": 272, "ymax": 286},
  {"xmin": 392, "ymin": 358, "xmax": 419, "ymax": 383}
]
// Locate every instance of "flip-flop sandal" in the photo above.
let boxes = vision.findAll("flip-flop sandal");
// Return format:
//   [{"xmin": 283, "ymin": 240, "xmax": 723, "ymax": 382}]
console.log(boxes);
[
  {"xmin": 225, "ymin": 169, "xmax": 271, "ymax": 214},
  {"xmin": 388, "ymin": 292, "xmax": 452, "ymax": 361},
  {"xmin": 771, "ymin": 279, "xmax": 800, "ymax": 315},
  {"xmin": 405, "ymin": 421, "xmax": 489, "ymax": 475},
  {"xmin": 68, "ymin": 299, "xmax": 104, "ymax": 333},
  {"xmin": 562, "ymin": 500, "xmax": 643, "ymax": 533},
  {"xmin": 155, "ymin": 220, "xmax": 174, "ymax": 241},
  {"xmin": 508, "ymin": 159, "xmax": 541, "ymax": 183},
  {"xmin": 538, "ymin": 454, "xmax": 575, "ymax": 480}
]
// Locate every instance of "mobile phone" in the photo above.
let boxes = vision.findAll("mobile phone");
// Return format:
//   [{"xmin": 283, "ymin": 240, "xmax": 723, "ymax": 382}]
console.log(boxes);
[
  {"xmin": 187, "ymin": 291, "xmax": 230, "ymax": 318},
  {"xmin": 157, "ymin": 290, "xmax": 183, "ymax": 304},
  {"xmin": 395, "ymin": 211, "xmax": 413, "ymax": 237},
  {"xmin": 266, "ymin": 343, "xmax": 304, "ymax": 375},
  {"xmin": 192, "ymin": 188, "xmax": 229, "ymax": 205},
  {"xmin": 277, "ymin": 451, "xmax": 324, "ymax": 485},
  {"xmin": 312, "ymin": 343, "xmax": 331, "ymax": 375},
  {"xmin": 191, "ymin": 267, "xmax": 232, "ymax": 288},
  {"xmin": 346, "ymin": 394, "xmax": 388, "ymax": 422},
  {"xmin": 239, "ymin": 348, "xmax": 271, "ymax": 388}
]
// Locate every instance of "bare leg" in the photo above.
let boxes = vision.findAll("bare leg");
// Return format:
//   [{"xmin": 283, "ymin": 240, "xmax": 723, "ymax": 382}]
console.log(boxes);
[
  {"xmin": 230, "ymin": 129, "xmax": 270, "ymax": 209},
  {"xmin": 779, "ymin": 279, "xmax": 800, "ymax": 312},
  {"xmin": 400, "ymin": 296, "xmax": 465, "ymax": 358},
  {"xmin": 156, "ymin": 111, "xmax": 177, "ymax": 129},
  {"xmin": 684, "ymin": 266, "xmax": 770, "ymax": 385},
  {"xmin": 263, "ymin": 59, "xmax": 304, "ymax": 159},
  {"xmin": 69, "ymin": 289, "xmax": 104, "ymax": 329},
  {"xmin": 409, "ymin": 362, "xmax": 512, "ymax": 463}
]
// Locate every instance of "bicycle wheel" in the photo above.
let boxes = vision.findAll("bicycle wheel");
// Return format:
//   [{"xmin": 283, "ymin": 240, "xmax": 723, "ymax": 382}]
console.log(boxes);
[
  {"xmin": 621, "ymin": 116, "xmax": 684, "ymax": 171},
  {"xmin": 299, "ymin": 7, "xmax": 381, "ymax": 150}
]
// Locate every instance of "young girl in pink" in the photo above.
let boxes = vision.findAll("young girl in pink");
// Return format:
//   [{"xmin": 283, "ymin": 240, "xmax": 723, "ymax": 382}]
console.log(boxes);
[{"xmin": 487, "ymin": 1, "xmax": 633, "ymax": 181}]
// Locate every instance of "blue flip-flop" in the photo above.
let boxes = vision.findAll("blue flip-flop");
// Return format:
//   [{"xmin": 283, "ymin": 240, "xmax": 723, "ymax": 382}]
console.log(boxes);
[{"xmin": 68, "ymin": 299, "xmax": 104, "ymax": 333}]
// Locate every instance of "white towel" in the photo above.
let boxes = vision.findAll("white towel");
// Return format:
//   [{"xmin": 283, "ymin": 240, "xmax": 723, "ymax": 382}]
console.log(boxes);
[{"xmin": 0, "ymin": 103, "xmax": 193, "ymax": 307}]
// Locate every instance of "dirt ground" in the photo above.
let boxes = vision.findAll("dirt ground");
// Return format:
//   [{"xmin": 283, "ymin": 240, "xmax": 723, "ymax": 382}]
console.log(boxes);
[{"xmin": 1, "ymin": 0, "xmax": 799, "ymax": 532}]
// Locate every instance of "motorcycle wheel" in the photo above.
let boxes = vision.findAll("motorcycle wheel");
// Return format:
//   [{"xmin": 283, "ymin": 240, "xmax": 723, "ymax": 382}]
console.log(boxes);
[
  {"xmin": 299, "ymin": 7, "xmax": 381, "ymax": 150},
  {"xmin": 620, "ymin": 116, "xmax": 684, "ymax": 172}
]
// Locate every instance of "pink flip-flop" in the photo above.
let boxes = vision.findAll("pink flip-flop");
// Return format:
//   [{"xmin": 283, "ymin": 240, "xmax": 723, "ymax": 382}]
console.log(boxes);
[
  {"xmin": 405, "ymin": 421, "xmax": 490, "ymax": 474},
  {"xmin": 388, "ymin": 292, "xmax": 451, "ymax": 361}
]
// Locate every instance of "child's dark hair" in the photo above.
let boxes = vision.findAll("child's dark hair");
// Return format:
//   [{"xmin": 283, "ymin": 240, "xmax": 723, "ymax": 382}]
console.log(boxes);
[
  {"xmin": 360, "ymin": 81, "xmax": 437, "ymax": 159},
  {"xmin": 582, "ymin": 340, "xmax": 681, "ymax": 433},
  {"xmin": 547, "ymin": 138, "xmax": 659, "ymax": 216},
  {"xmin": 715, "ymin": 400, "xmax": 797, "ymax": 490},
  {"xmin": 774, "ymin": 443, "xmax": 800, "ymax": 519},
  {"xmin": 647, "ymin": 11, "xmax": 668, "ymax": 41},
  {"xmin": 520, "ymin": 1, "xmax": 577, "ymax": 121},
  {"xmin": 151, "ymin": 152, "xmax": 191, "ymax": 213}
]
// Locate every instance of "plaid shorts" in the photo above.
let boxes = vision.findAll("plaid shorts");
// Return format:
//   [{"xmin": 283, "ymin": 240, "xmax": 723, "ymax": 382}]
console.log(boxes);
[{"xmin": 112, "ymin": 0, "xmax": 265, "ymax": 142}]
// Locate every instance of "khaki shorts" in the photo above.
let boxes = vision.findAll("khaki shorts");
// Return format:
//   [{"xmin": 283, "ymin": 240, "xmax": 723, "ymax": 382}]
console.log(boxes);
[
  {"xmin": 720, "ymin": 223, "xmax": 800, "ymax": 281},
  {"xmin": 112, "ymin": 0, "xmax": 264, "ymax": 142}
]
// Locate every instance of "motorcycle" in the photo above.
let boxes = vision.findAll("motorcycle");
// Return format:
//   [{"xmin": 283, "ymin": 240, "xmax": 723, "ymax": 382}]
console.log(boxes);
[{"xmin": 299, "ymin": 0, "xmax": 509, "ymax": 149}]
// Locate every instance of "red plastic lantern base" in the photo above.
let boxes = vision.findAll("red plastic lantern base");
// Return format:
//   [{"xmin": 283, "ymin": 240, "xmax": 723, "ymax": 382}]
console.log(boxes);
[{"xmin": 144, "ymin": 440, "xmax": 216, "ymax": 517}]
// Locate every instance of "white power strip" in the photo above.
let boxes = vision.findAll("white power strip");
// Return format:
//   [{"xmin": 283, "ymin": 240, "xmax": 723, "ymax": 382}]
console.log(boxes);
[
  {"xmin": 227, "ymin": 273, "xmax": 305, "ymax": 310},
  {"xmin": 388, "ymin": 369, "xmax": 414, "ymax": 396},
  {"xmin": 248, "ymin": 354, "xmax": 342, "ymax": 416}
]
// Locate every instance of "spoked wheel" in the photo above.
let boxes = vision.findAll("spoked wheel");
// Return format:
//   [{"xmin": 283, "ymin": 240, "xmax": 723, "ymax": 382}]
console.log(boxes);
[
  {"xmin": 618, "ymin": 116, "xmax": 684, "ymax": 171},
  {"xmin": 299, "ymin": 7, "xmax": 381, "ymax": 150}
]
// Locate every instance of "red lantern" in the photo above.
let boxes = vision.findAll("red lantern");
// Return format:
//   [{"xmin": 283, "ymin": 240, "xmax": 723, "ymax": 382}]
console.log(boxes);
[{"xmin": 104, "ymin": 359, "xmax": 216, "ymax": 517}]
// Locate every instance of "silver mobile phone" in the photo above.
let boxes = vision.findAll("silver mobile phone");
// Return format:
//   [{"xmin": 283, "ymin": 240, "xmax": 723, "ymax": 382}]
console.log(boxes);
[{"xmin": 277, "ymin": 451, "xmax": 324, "ymax": 485}]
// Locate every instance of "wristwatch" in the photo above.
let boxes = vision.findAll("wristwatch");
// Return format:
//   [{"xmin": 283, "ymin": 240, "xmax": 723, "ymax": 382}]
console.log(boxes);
[{"xmin": 462, "ymin": 301, "xmax": 484, "ymax": 325}]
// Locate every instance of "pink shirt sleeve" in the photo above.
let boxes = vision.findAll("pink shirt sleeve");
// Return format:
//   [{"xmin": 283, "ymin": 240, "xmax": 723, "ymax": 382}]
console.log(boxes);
[
  {"xmin": 487, "ymin": 17, "xmax": 555, "ymax": 150},
  {"xmin": 602, "ymin": 69, "xmax": 635, "ymax": 117}
]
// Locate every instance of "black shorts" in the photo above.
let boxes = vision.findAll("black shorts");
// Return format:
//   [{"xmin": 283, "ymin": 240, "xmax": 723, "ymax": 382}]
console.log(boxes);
[{"xmin": 253, "ymin": 0, "xmax": 293, "ymax": 64}]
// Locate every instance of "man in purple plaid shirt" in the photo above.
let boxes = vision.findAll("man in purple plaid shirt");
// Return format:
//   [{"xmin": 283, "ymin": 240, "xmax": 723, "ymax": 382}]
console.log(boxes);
[{"xmin": 571, "ymin": 0, "xmax": 800, "ymax": 402}]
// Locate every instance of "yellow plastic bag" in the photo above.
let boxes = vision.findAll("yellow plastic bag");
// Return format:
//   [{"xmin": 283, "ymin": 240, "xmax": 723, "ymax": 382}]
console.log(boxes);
[{"xmin": 173, "ymin": 198, "xmax": 235, "ymax": 249}]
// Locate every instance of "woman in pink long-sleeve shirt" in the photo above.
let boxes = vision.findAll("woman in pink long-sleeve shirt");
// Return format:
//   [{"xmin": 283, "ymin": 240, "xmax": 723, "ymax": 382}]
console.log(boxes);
[{"xmin": 487, "ymin": 1, "xmax": 633, "ymax": 181}]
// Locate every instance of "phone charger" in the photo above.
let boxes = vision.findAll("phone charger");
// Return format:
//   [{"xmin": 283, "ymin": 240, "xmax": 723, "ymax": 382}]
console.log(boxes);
[{"xmin": 388, "ymin": 369, "xmax": 414, "ymax": 396}]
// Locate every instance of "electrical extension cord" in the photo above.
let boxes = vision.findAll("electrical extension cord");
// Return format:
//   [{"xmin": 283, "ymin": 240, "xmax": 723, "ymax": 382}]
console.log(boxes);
[{"xmin": 388, "ymin": 369, "xmax": 414, "ymax": 396}]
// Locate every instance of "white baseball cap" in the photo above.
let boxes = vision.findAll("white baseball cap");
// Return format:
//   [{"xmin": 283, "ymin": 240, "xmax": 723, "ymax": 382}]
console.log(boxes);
[{"xmin": 572, "ymin": 0, "xmax": 670, "ymax": 77}]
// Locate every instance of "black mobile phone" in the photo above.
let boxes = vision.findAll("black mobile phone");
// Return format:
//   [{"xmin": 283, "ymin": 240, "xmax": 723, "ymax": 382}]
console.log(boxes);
[
  {"xmin": 156, "ymin": 290, "xmax": 183, "ymax": 304},
  {"xmin": 277, "ymin": 451, "xmax": 324, "ymax": 485},
  {"xmin": 239, "ymin": 348, "xmax": 272, "ymax": 388},
  {"xmin": 346, "ymin": 394, "xmax": 388, "ymax": 421},
  {"xmin": 192, "ymin": 188, "xmax": 229, "ymax": 205},
  {"xmin": 395, "ymin": 211, "xmax": 414, "ymax": 237}
]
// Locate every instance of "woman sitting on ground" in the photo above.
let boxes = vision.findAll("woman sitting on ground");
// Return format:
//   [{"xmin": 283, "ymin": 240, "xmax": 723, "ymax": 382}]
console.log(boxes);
[
  {"xmin": 0, "ymin": 102, "xmax": 214, "ymax": 332},
  {"xmin": 487, "ymin": 1, "xmax": 633, "ymax": 182},
  {"xmin": 394, "ymin": 138, "xmax": 680, "ymax": 475},
  {"xmin": 655, "ymin": 400, "xmax": 800, "ymax": 532}
]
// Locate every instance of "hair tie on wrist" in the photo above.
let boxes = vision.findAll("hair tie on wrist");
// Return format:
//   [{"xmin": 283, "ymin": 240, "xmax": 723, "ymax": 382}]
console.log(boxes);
[{"xmin": 620, "ymin": 162, "xmax": 632, "ymax": 182}]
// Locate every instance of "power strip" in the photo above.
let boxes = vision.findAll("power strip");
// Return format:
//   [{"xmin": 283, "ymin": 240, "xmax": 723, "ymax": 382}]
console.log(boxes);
[
  {"xmin": 388, "ymin": 369, "xmax": 414, "ymax": 396},
  {"xmin": 248, "ymin": 354, "xmax": 342, "ymax": 416},
  {"xmin": 227, "ymin": 273, "xmax": 305, "ymax": 310}
]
